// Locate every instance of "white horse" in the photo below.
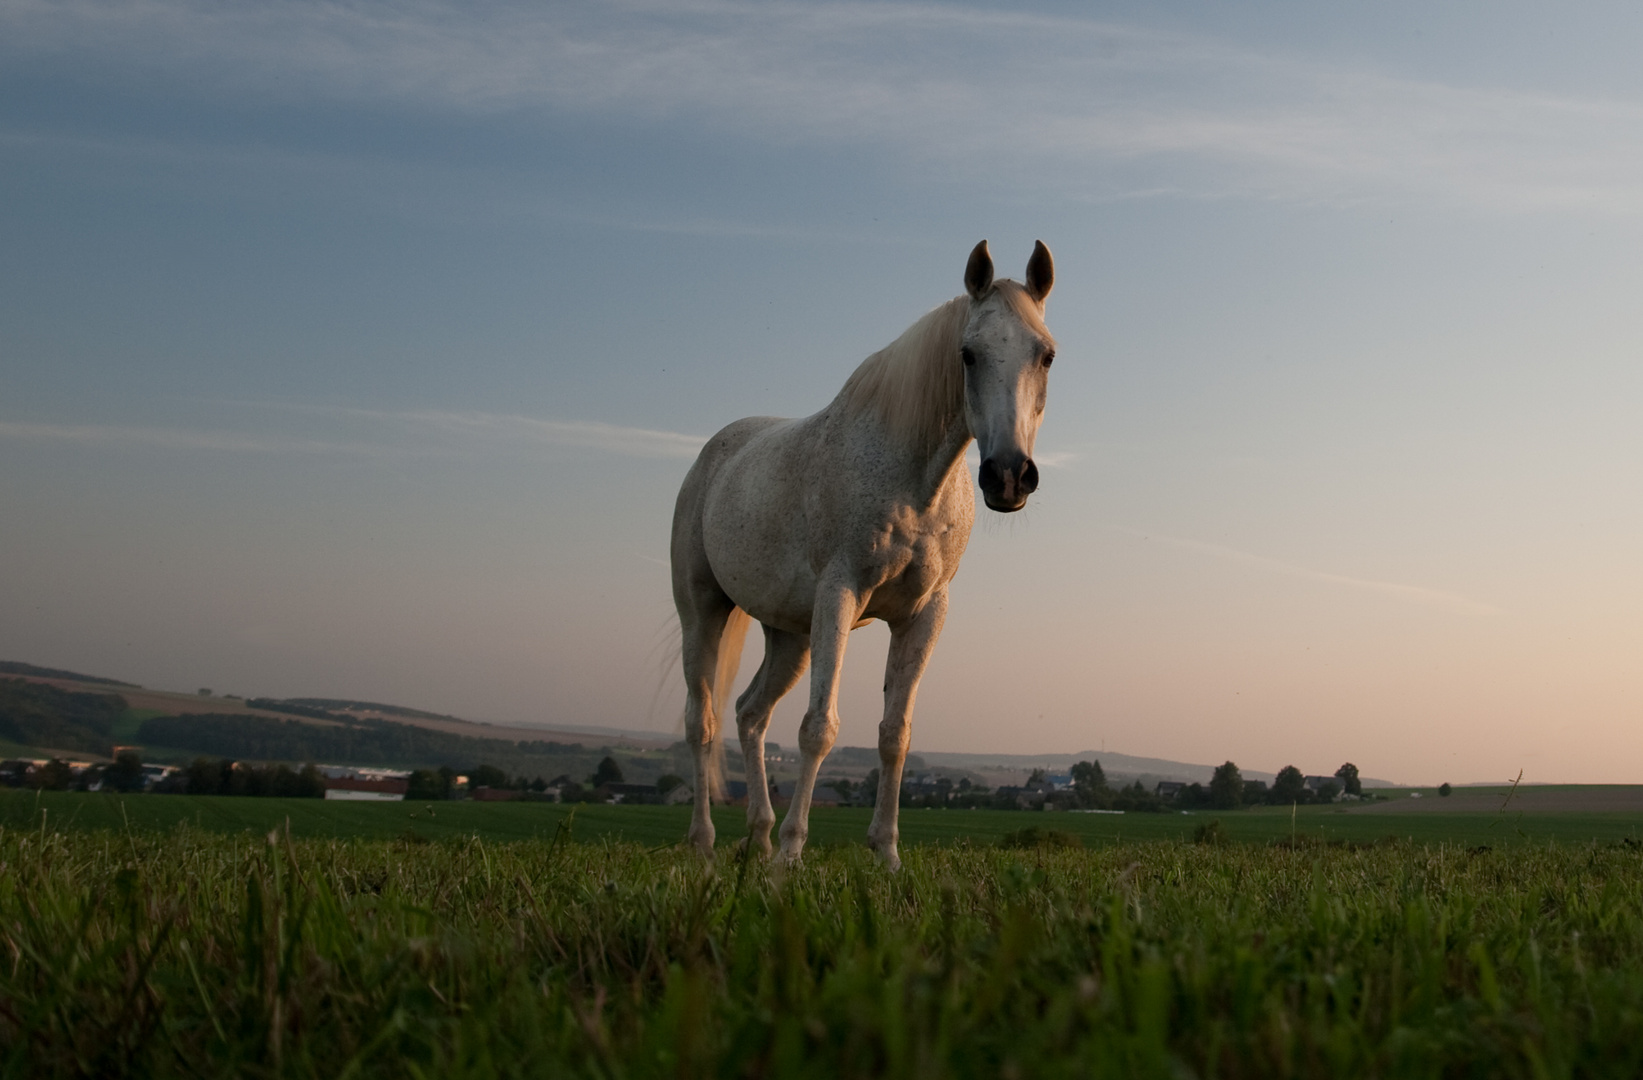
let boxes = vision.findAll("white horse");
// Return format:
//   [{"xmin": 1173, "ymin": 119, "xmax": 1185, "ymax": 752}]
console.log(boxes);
[{"xmin": 671, "ymin": 240, "xmax": 1056, "ymax": 869}]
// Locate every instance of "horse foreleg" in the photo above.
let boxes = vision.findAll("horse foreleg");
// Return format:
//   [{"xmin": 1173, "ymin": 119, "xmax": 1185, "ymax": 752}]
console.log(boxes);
[
  {"xmin": 778, "ymin": 585, "xmax": 857, "ymax": 862},
  {"xmin": 737, "ymin": 627, "xmax": 810, "ymax": 857},
  {"xmin": 867, "ymin": 589, "xmax": 948, "ymax": 872}
]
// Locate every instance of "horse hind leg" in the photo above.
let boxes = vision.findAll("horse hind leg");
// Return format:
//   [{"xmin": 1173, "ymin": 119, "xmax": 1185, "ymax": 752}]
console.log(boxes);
[
  {"xmin": 679, "ymin": 602, "xmax": 750, "ymax": 855},
  {"xmin": 736, "ymin": 626, "xmax": 811, "ymax": 857}
]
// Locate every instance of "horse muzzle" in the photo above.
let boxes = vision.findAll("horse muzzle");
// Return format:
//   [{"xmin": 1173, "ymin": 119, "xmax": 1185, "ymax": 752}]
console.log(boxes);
[{"xmin": 978, "ymin": 454, "xmax": 1038, "ymax": 513}]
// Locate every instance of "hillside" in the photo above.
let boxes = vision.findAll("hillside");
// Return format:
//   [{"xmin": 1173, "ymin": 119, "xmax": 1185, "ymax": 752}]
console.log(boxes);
[
  {"xmin": 0, "ymin": 663, "xmax": 670, "ymax": 749},
  {"xmin": 132, "ymin": 711, "xmax": 684, "ymax": 783},
  {"xmin": 1, "ymin": 659, "xmax": 1397, "ymax": 788},
  {"xmin": 0, "ymin": 660, "xmax": 140, "ymax": 688},
  {"xmin": 0, "ymin": 664, "xmax": 687, "ymax": 783}
]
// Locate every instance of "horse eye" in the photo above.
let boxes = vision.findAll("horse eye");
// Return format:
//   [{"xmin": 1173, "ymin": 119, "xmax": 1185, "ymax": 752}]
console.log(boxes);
[
  {"xmin": 961, "ymin": 347, "xmax": 976, "ymax": 367},
  {"xmin": 1042, "ymin": 350, "xmax": 1055, "ymax": 369}
]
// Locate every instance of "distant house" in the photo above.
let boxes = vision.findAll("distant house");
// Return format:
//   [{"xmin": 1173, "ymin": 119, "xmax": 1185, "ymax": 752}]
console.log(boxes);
[
  {"xmin": 603, "ymin": 782, "xmax": 663, "ymax": 805},
  {"xmin": 319, "ymin": 765, "xmax": 410, "ymax": 800},
  {"xmin": 994, "ymin": 785, "xmax": 1044, "ymax": 810},
  {"xmin": 902, "ymin": 775, "xmax": 943, "ymax": 797},
  {"xmin": 813, "ymin": 782, "xmax": 851, "ymax": 807},
  {"xmin": 536, "ymin": 774, "xmax": 577, "ymax": 802},
  {"xmin": 1303, "ymin": 776, "xmax": 1338, "ymax": 794},
  {"xmin": 323, "ymin": 777, "xmax": 408, "ymax": 801},
  {"xmin": 318, "ymin": 765, "xmax": 412, "ymax": 783},
  {"xmin": 139, "ymin": 763, "xmax": 179, "ymax": 790},
  {"xmin": 1154, "ymin": 781, "xmax": 1185, "ymax": 799},
  {"xmin": 0, "ymin": 759, "xmax": 47, "ymax": 786}
]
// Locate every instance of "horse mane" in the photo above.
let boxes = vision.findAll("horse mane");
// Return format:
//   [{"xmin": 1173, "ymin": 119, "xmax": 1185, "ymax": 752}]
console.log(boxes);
[{"xmin": 839, "ymin": 281, "xmax": 1040, "ymax": 453}]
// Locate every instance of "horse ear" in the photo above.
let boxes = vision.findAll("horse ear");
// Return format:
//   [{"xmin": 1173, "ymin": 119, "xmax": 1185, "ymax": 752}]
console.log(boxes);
[
  {"xmin": 964, "ymin": 240, "xmax": 994, "ymax": 299},
  {"xmin": 1025, "ymin": 240, "xmax": 1053, "ymax": 304}
]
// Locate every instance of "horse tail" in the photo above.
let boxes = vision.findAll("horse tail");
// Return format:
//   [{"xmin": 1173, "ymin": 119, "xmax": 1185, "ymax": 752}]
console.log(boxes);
[{"xmin": 706, "ymin": 606, "xmax": 752, "ymax": 803}]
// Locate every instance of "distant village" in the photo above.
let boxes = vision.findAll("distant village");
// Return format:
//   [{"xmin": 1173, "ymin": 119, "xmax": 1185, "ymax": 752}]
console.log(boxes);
[{"xmin": 0, "ymin": 749, "xmax": 1387, "ymax": 813}]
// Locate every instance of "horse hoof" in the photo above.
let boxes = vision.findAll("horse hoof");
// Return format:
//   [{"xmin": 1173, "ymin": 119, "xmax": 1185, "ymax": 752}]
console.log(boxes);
[{"xmin": 777, "ymin": 829, "xmax": 807, "ymax": 862}]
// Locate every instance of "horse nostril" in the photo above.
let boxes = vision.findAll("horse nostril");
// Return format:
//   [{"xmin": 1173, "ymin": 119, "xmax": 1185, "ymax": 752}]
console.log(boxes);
[
  {"xmin": 978, "ymin": 457, "xmax": 1003, "ymax": 492},
  {"xmin": 1020, "ymin": 459, "xmax": 1039, "ymax": 494}
]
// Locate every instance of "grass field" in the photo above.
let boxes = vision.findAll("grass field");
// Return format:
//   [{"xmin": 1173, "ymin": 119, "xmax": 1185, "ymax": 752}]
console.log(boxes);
[
  {"xmin": 5, "ymin": 789, "xmax": 1642, "ymax": 850},
  {"xmin": 5, "ymin": 815, "xmax": 1643, "ymax": 1077},
  {"xmin": 7, "ymin": 790, "xmax": 1643, "ymax": 1077}
]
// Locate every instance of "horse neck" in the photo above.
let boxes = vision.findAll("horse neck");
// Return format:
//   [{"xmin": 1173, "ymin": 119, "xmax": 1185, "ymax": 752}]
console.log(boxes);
[
  {"xmin": 837, "ymin": 296, "xmax": 972, "ymax": 492},
  {"xmin": 917, "ymin": 411, "xmax": 976, "ymax": 510}
]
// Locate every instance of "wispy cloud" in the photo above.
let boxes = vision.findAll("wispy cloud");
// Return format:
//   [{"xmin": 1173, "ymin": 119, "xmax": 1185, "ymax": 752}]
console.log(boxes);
[
  {"xmin": 0, "ymin": 410, "xmax": 708, "ymax": 460},
  {"xmin": 5, "ymin": 0, "xmax": 1643, "ymax": 213},
  {"xmin": 1122, "ymin": 528, "xmax": 1506, "ymax": 617},
  {"xmin": 0, "ymin": 420, "xmax": 376, "ymax": 455},
  {"xmin": 304, "ymin": 406, "xmax": 709, "ymax": 459}
]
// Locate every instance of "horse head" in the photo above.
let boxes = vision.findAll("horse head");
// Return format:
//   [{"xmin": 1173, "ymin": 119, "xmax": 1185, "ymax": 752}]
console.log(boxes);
[{"xmin": 961, "ymin": 239, "xmax": 1056, "ymax": 513}]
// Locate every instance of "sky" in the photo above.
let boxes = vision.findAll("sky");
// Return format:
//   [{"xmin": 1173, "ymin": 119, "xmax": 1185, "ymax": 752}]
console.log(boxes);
[{"xmin": 2, "ymin": 0, "xmax": 1641, "ymax": 784}]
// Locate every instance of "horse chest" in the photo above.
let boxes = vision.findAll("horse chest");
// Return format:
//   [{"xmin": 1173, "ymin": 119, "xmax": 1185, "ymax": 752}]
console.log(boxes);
[{"xmin": 857, "ymin": 518, "xmax": 963, "ymax": 615}]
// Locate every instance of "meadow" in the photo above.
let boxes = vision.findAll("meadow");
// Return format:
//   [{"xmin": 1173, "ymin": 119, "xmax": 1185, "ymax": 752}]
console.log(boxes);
[
  {"xmin": 5, "ymin": 788, "xmax": 1643, "ymax": 850},
  {"xmin": 4, "ymin": 792, "xmax": 1643, "ymax": 1077}
]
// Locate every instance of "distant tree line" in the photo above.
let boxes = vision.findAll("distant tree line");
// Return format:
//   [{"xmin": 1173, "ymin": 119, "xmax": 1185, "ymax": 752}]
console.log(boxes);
[
  {"xmin": 478, "ymin": 756, "xmax": 687, "ymax": 804},
  {"xmin": 242, "ymin": 698, "xmax": 350, "ymax": 721},
  {"xmin": 136, "ymin": 712, "xmax": 596, "ymax": 772},
  {"xmin": 1165, "ymin": 761, "xmax": 1366, "ymax": 810},
  {"xmin": 167, "ymin": 759, "xmax": 327, "ymax": 798},
  {"xmin": 860, "ymin": 760, "xmax": 1177, "ymax": 812},
  {"xmin": 0, "ymin": 679, "xmax": 123, "ymax": 756},
  {"xmin": 838, "ymin": 758, "xmax": 1372, "ymax": 813},
  {"xmin": 6, "ymin": 751, "xmax": 143, "ymax": 793},
  {"xmin": 7, "ymin": 751, "xmax": 328, "ymax": 798},
  {"xmin": 8, "ymin": 746, "xmax": 686, "ymax": 803},
  {"xmin": 281, "ymin": 697, "xmax": 463, "ymax": 723}
]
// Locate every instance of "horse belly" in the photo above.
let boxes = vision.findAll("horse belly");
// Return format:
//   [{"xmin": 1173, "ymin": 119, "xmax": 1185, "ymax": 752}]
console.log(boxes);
[
  {"xmin": 699, "ymin": 429, "xmax": 818, "ymax": 634},
  {"xmin": 706, "ymin": 536, "xmax": 817, "ymax": 634}
]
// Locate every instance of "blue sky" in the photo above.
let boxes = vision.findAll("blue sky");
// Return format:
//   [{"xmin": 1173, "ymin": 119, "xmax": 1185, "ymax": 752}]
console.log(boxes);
[{"xmin": 3, "ymin": 0, "xmax": 1641, "ymax": 783}]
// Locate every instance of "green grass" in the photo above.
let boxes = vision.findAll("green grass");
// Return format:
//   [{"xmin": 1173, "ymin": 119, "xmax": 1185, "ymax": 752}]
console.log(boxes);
[
  {"xmin": 4, "ymin": 818, "xmax": 1643, "ymax": 1077},
  {"xmin": 6, "ymin": 789, "xmax": 1642, "ymax": 849}
]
